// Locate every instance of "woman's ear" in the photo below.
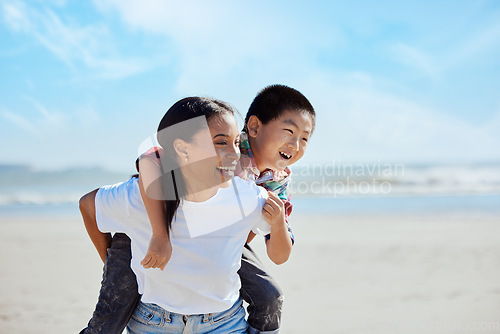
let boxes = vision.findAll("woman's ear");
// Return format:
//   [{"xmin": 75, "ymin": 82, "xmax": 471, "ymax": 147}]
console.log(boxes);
[
  {"xmin": 173, "ymin": 138, "xmax": 189, "ymax": 162},
  {"xmin": 246, "ymin": 115, "xmax": 262, "ymax": 138}
]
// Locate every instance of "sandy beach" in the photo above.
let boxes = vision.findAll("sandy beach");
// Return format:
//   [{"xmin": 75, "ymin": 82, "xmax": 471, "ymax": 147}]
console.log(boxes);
[{"xmin": 1, "ymin": 212, "xmax": 499, "ymax": 333}]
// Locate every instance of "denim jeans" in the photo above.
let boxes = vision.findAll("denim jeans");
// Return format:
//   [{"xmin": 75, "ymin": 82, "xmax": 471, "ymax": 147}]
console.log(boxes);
[
  {"xmin": 81, "ymin": 235, "xmax": 283, "ymax": 334},
  {"xmin": 127, "ymin": 298, "xmax": 247, "ymax": 334},
  {"xmin": 239, "ymin": 244, "xmax": 283, "ymax": 334}
]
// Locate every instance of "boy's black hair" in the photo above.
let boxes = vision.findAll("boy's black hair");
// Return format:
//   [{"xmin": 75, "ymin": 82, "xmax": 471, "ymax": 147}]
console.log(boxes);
[{"xmin": 245, "ymin": 84, "xmax": 315, "ymax": 130}]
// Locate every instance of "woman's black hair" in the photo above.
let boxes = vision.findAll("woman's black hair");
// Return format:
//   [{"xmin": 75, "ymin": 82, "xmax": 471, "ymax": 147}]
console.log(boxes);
[{"xmin": 155, "ymin": 97, "xmax": 236, "ymax": 235}]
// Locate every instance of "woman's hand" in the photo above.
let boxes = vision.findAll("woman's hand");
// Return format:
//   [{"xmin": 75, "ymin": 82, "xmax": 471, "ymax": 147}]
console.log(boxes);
[{"xmin": 140, "ymin": 235, "xmax": 172, "ymax": 270}]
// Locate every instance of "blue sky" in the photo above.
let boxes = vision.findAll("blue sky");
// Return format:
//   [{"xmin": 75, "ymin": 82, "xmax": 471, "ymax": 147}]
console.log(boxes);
[{"xmin": 1, "ymin": 0, "xmax": 499, "ymax": 172}]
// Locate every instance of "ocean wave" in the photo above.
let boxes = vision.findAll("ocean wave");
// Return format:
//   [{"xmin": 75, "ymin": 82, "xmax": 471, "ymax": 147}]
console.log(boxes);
[
  {"xmin": 289, "ymin": 163, "xmax": 500, "ymax": 197},
  {"xmin": 0, "ymin": 193, "xmax": 81, "ymax": 206},
  {"xmin": 1, "ymin": 163, "xmax": 500, "ymax": 205}
]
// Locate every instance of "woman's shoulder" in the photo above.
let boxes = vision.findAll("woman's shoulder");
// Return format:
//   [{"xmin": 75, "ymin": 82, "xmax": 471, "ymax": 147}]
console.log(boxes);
[
  {"xmin": 98, "ymin": 177, "xmax": 141, "ymax": 201},
  {"xmin": 232, "ymin": 177, "xmax": 268, "ymax": 199}
]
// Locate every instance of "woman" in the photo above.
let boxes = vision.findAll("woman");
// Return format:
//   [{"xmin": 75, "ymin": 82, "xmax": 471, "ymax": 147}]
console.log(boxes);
[{"xmin": 81, "ymin": 97, "xmax": 275, "ymax": 333}]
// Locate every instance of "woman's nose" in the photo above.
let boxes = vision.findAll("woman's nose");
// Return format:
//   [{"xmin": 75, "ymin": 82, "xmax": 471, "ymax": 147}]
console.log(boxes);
[
  {"xmin": 231, "ymin": 148, "xmax": 241, "ymax": 161},
  {"xmin": 228, "ymin": 144, "xmax": 240, "ymax": 160}
]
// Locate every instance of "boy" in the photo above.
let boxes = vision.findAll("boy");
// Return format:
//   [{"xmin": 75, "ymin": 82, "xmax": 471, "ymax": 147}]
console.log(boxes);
[{"xmin": 80, "ymin": 85, "xmax": 315, "ymax": 334}]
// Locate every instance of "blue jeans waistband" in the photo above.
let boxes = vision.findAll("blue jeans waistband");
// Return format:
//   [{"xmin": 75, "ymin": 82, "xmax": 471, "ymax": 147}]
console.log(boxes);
[{"xmin": 136, "ymin": 298, "xmax": 243, "ymax": 323}]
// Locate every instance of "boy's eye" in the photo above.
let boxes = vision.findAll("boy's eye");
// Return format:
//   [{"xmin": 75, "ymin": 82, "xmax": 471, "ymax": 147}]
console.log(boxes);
[
  {"xmin": 285, "ymin": 129, "xmax": 293, "ymax": 134},
  {"xmin": 302, "ymin": 137, "xmax": 309, "ymax": 142}
]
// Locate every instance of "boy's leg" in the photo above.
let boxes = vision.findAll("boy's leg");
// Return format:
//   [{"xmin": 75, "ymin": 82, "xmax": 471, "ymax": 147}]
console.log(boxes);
[
  {"xmin": 238, "ymin": 243, "xmax": 283, "ymax": 334},
  {"xmin": 81, "ymin": 233, "xmax": 141, "ymax": 334}
]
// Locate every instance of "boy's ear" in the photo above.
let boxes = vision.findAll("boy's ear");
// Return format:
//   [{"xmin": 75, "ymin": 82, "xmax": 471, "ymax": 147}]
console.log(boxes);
[
  {"xmin": 173, "ymin": 138, "xmax": 189, "ymax": 161},
  {"xmin": 246, "ymin": 115, "xmax": 262, "ymax": 138}
]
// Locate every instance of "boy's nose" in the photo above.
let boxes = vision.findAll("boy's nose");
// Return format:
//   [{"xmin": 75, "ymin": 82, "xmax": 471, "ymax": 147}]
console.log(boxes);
[{"xmin": 287, "ymin": 137, "xmax": 300, "ymax": 151}]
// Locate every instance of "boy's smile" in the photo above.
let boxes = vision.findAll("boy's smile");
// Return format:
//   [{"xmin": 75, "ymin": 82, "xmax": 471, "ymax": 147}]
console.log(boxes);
[{"xmin": 247, "ymin": 110, "xmax": 314, "ymax": 172}]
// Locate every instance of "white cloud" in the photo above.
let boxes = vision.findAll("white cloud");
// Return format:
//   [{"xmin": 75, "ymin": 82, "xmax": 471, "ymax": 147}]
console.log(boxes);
[
  {"xmin": 91, "ymin": 0, "xmax": 343, "ymax": 94},
  {"xmin": 1, "ymin": 101, "xmax": 67, "ymax": 142},
  {"xmin": 390, "ymin": 17, "xmax": 500, "ymax": 81},
  {"xmin": 0, "ymin": 107, "xmax": 40, "ymax": 136},
  {"xmin": 298, "ymin": 72, "xmax": 500, "ymax": 165},
  {"xmin": 0, "ymin": 98, "xmax": 100, "ymax": 138},
  {"xmin": 1, "ymin": 0, "xmax": 31, "ymax": 31},
  {"xmin": 390, "ymin": 43, "xmax": 440, "ymax": 80},
  {"xmin": 2, "ymin": 0, "xmax": 499, "ymax": 169},
  {"xmin": 482, "ymin": 108, "xmax": 500, "ymax": 137},
  {"xmin": 1, "ymin": 0, "xmax": 157, "ymax": 79},
  {"xmin": 447, "ymin": 20, "xmax": 500, "ymax": 68},
  {"xmin": 26, "ymin": 97, "xmax": 67, "ymax": 129},
  {"xmin": 92, "ymin": 0, "xmax": 498, "ymax": 164},
  {"xmin": 74, "ymin": 105, "xmax": 101, "ymax": 129}
]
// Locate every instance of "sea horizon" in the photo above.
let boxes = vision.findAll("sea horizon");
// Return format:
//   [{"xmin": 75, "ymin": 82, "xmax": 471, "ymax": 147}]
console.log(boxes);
[{"xmin": 1, "ymin": 161, "xmax": 499, "ymax": 219}]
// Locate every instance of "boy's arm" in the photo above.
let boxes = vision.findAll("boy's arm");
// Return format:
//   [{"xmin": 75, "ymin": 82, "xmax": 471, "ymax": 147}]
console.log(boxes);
[
  {"xmin": 80, "ymin": 188, "xmax": 111, "ymax": 263},
  {"xmin": 246, "ymin": 195, "xmax": 293, "ymax": 245},
  {"xmin": 138, "ymin": 158, "xmax": 172, "ymax": 270},
  {"xmin": 262, "ymin": 191, "xmax": 293, "ymax": 265}
]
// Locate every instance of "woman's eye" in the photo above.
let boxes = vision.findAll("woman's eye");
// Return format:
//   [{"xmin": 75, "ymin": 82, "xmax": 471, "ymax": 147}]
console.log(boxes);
[{"xmin": 215, "ymin": 141, "xmax": 227, "ymax": 146}]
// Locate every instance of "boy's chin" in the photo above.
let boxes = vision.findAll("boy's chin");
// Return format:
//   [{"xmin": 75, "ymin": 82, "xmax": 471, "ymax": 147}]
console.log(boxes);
[{"xmin": 275, "ymin": 160, "xmax": 291, "ymax": 171}]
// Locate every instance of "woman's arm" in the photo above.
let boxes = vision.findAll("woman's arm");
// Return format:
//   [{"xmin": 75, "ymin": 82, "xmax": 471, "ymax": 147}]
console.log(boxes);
[
  {"xmin": 80, "ymin": 188, "xmax": 111, "ymax": 263},
  {"xmin": 262, "ymin": 192, "xmax": 293, "ymax": 265}
]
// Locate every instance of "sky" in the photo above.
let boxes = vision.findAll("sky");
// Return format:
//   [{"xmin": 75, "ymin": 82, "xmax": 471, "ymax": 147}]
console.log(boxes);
[{"xmin": 1, "ymin": 0, "xmax": 500, "ymax": 173}]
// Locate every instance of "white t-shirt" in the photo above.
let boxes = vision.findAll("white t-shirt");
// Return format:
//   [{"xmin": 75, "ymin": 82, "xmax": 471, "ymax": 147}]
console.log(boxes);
[{"xmin": 95, "ymin": 176, "xmax": 270, "ymax": 315}]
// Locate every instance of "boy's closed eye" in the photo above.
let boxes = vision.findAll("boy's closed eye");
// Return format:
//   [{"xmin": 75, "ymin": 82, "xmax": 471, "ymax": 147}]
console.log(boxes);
[{"xmin": 284, "ymin": 128, "xmax": 308, "ymax": 142}]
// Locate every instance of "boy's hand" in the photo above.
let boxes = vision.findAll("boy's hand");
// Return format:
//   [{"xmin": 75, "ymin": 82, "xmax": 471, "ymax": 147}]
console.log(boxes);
[
  {"xmin": 262, "ymin": 191, "xmax": 292, "ymax": 265},
  {"xmin": 141, "ymin": 235, "xmax": 172, "ymax": 270},
  {"xmin": 262, "ymin": 191, "xmax": 286, "ymax": 227}
]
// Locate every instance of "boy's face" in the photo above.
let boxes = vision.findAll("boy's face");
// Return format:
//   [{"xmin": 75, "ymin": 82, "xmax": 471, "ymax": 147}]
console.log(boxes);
[{"xmin": 248, "ymin": 110, "xmax": 313, "ymax": 172}]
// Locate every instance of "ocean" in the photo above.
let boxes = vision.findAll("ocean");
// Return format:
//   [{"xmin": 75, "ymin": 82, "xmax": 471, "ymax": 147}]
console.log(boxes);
[{"xmin": 1, "ymin": 163, "xmax": 499, "ymax": 218}]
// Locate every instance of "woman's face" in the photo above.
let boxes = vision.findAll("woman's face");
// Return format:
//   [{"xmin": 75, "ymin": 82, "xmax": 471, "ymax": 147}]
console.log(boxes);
[{"xmin": 181, "ymin": 112, "xmax": 240, "ymax": 190}]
